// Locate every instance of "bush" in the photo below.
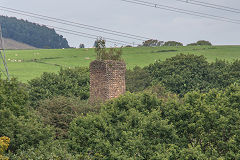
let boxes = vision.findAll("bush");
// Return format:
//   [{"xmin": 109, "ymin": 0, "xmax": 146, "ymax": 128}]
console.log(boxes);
[
  {"xmin": 0, "ymin": 109, "xmax": 54, "ymax": 152},
  {"xmin": 125, "ymin": 66, "xmax": 151, "ymax": 92},
  {"xmin": 147, "ymin": 54, "xmax": 240, "ymax": 96},
  {"xmin": 0, "ymin": 78, "xmax": 29, "ymax": 116},
  {"xmin": 8, "ymin": 140, "xmax": 79, "ymax": 160},
  {"xmin": 187, "ymin": 40, "xmax": 212, "ymax": 46},
  {"xmin": 196, "ymin": 40, "xmax": 212, "ymax": 46},
  {"xmin": 147, "ymin": 54, "xmax": 211, "ymax": 96},
  {"xmin": 159, "ymin": 84, "xmax": 240, "ymax": 158},
  {"xmin": 142, "ymin": 39, "xmax": 164, "ymax": 47},
  {"xmin": 37, "ymin": 96, "xmax": 99, "ymax": 139},
  {"xmin": 143, "ymin": 83, "xmax": 177, "ymax": 101},
  {"xmin": 69, "ymin": 89, "xmax": 240, "ymax": 159},
  {"xmin": 163, "ymin": 41, "xmax": 183, "ymax": 46},
  {"xmin": 28, "ymin": 67, "xmax": 89, "ymax": 106},
  {"xmin": 0, "ymin": 77, "xmax": 54, "ymax": 153},
  {"xmin": 69, "ymin": 93, "xmax": 178, "ymax": 159}
]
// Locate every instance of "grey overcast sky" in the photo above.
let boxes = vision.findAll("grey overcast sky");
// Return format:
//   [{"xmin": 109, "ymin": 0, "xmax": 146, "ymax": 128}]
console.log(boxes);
[{"xmin": 0, "ymin": 0, "xmax": 239, "ymax": 47}]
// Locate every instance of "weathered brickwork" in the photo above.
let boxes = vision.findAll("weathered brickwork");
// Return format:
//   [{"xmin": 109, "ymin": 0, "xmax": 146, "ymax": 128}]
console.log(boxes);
[{"xmin": 89, "ymin": 60, "xmax": 126, "ymax": 102}]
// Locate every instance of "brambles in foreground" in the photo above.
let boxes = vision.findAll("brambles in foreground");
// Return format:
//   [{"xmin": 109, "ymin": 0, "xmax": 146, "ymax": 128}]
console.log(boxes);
[{"xmin": 37, "ymin": 96, "xmax": 99, "ymax": 139}]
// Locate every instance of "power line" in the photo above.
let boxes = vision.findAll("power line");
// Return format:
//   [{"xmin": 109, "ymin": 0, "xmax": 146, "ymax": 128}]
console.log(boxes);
[
  {"xmin": 172, "ymin": 0, "xmax": 240, "ymax": 13},
  {"xmin": 46, "ymin": 25, "xmax": 141, "ymax": 46},
  {"xmin": 119, "ymin": 0, "xmax": 240, "ymax": 24},
  {"xmin": 55, "ymin": 29, "xmax": 127, "ymax": 46},
  {"xmin": 190, "ymin": 0, "xmax": 240, "ymax": 12},
  {"xmin": 0, "ymin": 5, "xmax": 151, "ymax": 41}
]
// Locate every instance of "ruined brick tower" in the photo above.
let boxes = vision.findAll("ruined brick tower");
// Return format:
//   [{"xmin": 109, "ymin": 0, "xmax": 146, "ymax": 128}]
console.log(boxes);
[{"xmin": 89, "ymin": 60, "xmax": 126, "ymax": 102}]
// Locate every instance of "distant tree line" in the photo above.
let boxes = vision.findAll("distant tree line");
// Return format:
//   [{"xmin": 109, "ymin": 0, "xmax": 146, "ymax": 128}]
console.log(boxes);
[
  {"xmin": 187, "ymin": 40, "xmax": 212, "ymax": 46},
  {"xmin": 141, "ymin": 39, "xmax": 212, "ymax": 47},
  {"xmin": 0, "ymin": 16, "xmax": 70, "ymax": 49}
]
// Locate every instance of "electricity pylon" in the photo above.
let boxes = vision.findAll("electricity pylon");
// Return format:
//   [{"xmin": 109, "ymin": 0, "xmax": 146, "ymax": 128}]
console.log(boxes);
[{"xmin": 0, "ymin": 25, "xmax": 10, "ymax": 80}]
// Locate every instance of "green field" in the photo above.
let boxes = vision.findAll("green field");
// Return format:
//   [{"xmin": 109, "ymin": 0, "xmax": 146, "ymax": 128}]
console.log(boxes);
[{"xmin": 3, "ymin": 45, "xmax": 240, "ymax": 82}]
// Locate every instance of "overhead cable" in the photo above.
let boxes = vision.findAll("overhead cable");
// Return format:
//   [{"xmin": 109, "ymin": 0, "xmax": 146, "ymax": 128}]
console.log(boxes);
[
  {"xmin": 0, "ymin": 5, "xmax": 150, "ymax": 41},
  {"xmin": 46, "ymin": 25, "xmax": 140, "ymax": 46},
  {"xmin": 173, "ymin": 0, "xmax": 240, "ymax": 13},
  {"xmin": 119, "ymin": 0, "xmax": 240, "ymax": 24}
]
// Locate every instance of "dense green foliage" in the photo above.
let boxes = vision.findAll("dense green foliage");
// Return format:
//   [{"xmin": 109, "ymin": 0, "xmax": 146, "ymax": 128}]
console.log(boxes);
[
  {"xmin": 37, "ymin": 96, "xmax": 99, "ymax": 139},
  {"xmin": 28, "ymin": 67, "xmax": 89, "ymax": 105},
  {"xmin": 8, "ymin": 140, "xmax": 78, "ymax": 160},
  {"xmin": 142, "ymin": 39, "xmax": 164, "ymax": 47},
  {"xmin": 126, "ymin": 66, "xmax": 152, "ymax": 92},
  {"xmin": 0, "ymin": 78, "xmax": 54, "ymax": 153},
  {"xmin": 188, "ymin": 40, "xmax": 212, "ymax": 46},
  {"xmin": 148, "ymin": 54, "xmax": 210, "ymax": 96},
  {"xmin": 147, "ymin": 54, "xmax": 240, "ymax": 96},
  {"xmin": 3, "ymin": 51, "xmax": 240, "ymax": 159},
  {"xmin": 163, "ymin": 41, "xmax": 183, "ymax": 46},
  {"xmin": 69, "ymin": 93, "xmax": 178, "ymax": 159},
  {"xmin": 0, "ymin": 16, "xmax": 69, "ymax": 48},
  {"xmin": 69, "ymin": 86, "xmax": 240, "ymax": 159},
  {"xmin": 160, "ymin": 85, "xmax": 240, "ymax": 158}
]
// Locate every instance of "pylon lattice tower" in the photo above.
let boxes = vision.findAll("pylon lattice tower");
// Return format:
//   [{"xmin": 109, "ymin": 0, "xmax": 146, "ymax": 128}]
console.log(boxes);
[{"xmin": 0, "ymin": 25, "xmax": 9, "ymax": 80}]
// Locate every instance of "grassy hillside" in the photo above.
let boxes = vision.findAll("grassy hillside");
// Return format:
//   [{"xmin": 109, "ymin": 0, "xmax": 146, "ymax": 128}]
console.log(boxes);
[{"xmin": 3, "ymin": 45, "xmax": 240, "ymax": 82}]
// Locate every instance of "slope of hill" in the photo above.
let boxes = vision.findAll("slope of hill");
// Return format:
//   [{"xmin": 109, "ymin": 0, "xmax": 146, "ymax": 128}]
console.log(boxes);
[
  {"xmin": 0, "ymin": 15, "xmax": 69, "ymax": 49},
  {"xmin": 4, "ymin": 45, "xmax": 240, "ymax": 82},
  {"xmin": 2, "ymin": 38, "xmax": 36, "ymax": 50}
]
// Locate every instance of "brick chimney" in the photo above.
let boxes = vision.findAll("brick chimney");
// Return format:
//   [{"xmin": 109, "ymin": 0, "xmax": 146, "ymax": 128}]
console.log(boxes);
[{"xmin": 89, "ymin": 60, "xmax": 126, "ymax": 103}]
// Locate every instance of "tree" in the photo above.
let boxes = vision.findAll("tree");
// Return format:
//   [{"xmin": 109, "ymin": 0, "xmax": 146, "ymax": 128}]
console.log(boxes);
[
  {"xmin": 196, "ymin": 40, "xmax": 212, "ymax": 46},
  {"xmin": 0, "ymin": 78, "xmax": 54, "ymax": 153},
  {"xmin": 0, "ymin": 15, "xmax": 70, "ymax": 49},
  {"xmin": 142, "ymin": 39, "xmax": 164, "ymax": 47},
  {"xmin": 28, "ymin": 67, "xmax": 90, "ymax": 106},
  {"xmin": 69, "ymin": 93, "xmax": 178, "ymax": 159},
  {"xmin": 126, "ymin": 66, "xmax": 151, "ymax": 92},
  {"xmin": 79, "ymin": 44, "xmax": 85, "ymax": 48},
  {"xmin": 147, "ymin": 54, "xmax": 211, "ymax": 96},
  {"xmin": 159, "ymin": 85, "xmax": 240, "ymax": 158},
  {"xmin": 37, "ymin": 96, "xmax": 98, "ymax": 139},
  {"xmin": 187, "ymin": 40, "xmax": 212, "ymax": 46},
  {"xmin": 95, "ymin": 37, "xmax": 122, "ymax": 61},
  {"xmin": 163, "ymin": 41, "xmax": 183, "ymax": 46}
]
